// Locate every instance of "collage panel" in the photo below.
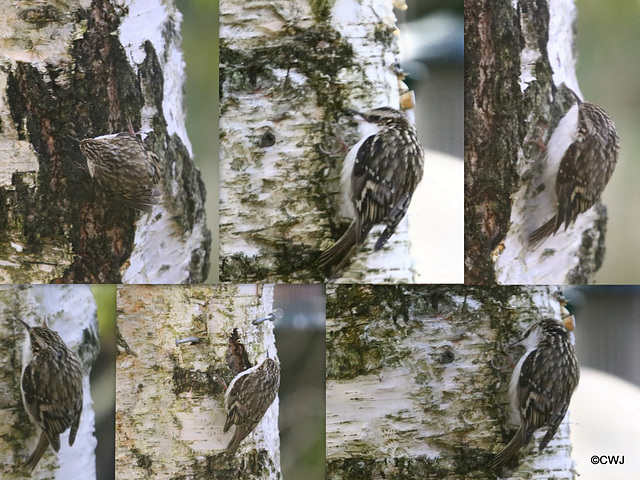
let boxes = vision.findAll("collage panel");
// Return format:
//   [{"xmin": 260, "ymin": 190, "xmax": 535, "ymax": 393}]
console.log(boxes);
[
  {"xmin": 115, "ymin": 284, "xmax": 325, "ymax": 479},
  {"xmin": 219, "ymin": 1, "xmax": 463, "ymax": 284},
  {"xmin": 574, "ymin": 3, "xmax": 640, "ymax": 284},
  {"xmin": 3, "ymin": 284, "xmax": 640, "ymax": 479},
  {"xmin": 1, "ymin": 0, "xmax": 640, "ymax": 479},
  {"xmin": 0, "ymin": 284, "xmax": 115, "ymax": 479},
  {"xmin": 464, "ymin": 1, "xmax": 638, "ymax": 285},
  {"xmin": 0, "ymin": 2, "xmax": 216, "ymax": 285},
  {"xmin": 325, "ymin": 284, "xmax": 640, "ymax": 479}
]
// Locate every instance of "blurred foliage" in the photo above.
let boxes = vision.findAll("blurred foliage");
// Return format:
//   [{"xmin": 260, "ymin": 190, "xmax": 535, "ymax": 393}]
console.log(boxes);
[
  {"xmin": 90, "ymin": 284, "xmax": 116, "ymax": 333},
  {"xmin": 89, "ymin": 285, "xmax": 116, "ymax": 480},
  {"xmin": 274, "ymin": 285, "xmax": 326, "ymax": 480},
  {"xmin": 277, "ymin": 329, "xmax": 326, "ymax": 480},
  {"xmin": 406, "ymin": 0, "xmax": 463, "ymax": 17},
  {"xmin": 577, "ymin": 0, "xmax": 640, "ymax": 282}
]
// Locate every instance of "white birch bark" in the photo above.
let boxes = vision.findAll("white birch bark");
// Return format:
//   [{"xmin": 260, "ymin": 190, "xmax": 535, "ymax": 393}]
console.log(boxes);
[
  {"xmin": 0, "ymin": 284, "xmax": 100, "ymax": 479},
  {"xmin": 118, "ymin": 0, "xmax": 210, "ymax": 284},
  {"xmin": 116, "ymin": 284, "xmax": 281, "ymax": 479},
  {"xmin": 219, "ymin": 0, "xmax": 420, "ymax": 283},
  {"xmin": 492, "ymin": 0, "xmax": 605, "ymax": 284},
  {"xmin": 0, "ymin": 0, "xmax": 210, "ymax": 285},
  {"xmin": 326, "ymin": 284, "xmax": 578, "ymax": 479}
]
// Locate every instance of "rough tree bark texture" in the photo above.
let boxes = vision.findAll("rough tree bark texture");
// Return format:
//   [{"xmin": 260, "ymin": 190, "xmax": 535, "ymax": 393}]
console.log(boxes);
[
  {"xmin": 0, "ymin": 0, "xmax": 210, "ymax": 284},
  {"xmin": 116, "ymin": 284, "xmax": 281, "ymax": 479},
  {"xmin": 219, "ymin": 0, "xmax": 418, "ymax": 283},
  {"xmin": 326, "ymin": 284, "xmax": 577, "ymax": 479},
  {"xmin": 465, "ymin": 0, "xmax": 605, "ymax": 285},
  {"xmin": 0, "ymin": 284, "xmax": 100, "ymax": 479}
]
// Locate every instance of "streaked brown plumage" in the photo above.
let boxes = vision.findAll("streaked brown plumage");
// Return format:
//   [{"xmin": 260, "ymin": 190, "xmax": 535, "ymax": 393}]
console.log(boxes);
[
  {"xmin": 491, "ymin": 319, "xmax": 579, "ymax": 469},
  {"xmin": 12, "ymin": 318, "xmax": 83, "ymax": 473},
  {"xmin": 224, "ymin": 357, "xmax": 280, "ymax": 456},
  {"xmin": 78, "ymin": 132, "xmax": 164, "ymax": 212},
  {"xmin": 319, "ymin": 107, "xmax": 425, "ymax": 274},
  {"xmin": 530, "ymin": 100, "xmax": 619, "ymax": 245}
]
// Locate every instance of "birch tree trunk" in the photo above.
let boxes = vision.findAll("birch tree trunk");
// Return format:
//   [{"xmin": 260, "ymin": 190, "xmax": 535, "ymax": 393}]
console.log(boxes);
[
  {"xmin": 326, "ymin": 284, "xmax": 578, "ymax": 479},
  {"xmin": 0, "ymin": 284, "xmax": 100, "ymax": 479},
  {"xmin": 0, "ymin": 0, "xmax": 210, "ymax": 285},
  {"xmin": 219, "ymin": 0, "xmax": 418, "ymax": 283},
  {"xmin": 465, "ymin": 0, "xmax": 605, "ymax": 285},
  {"xmin": 116, "ymin": 284, "xmax": 281, "ymax": 479}
]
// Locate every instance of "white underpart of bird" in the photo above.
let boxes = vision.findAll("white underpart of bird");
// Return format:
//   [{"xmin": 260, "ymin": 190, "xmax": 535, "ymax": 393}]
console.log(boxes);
[
  {"xmin": 507, "ymin": 326, "xmax": 541, "ymax": 426},
  {"xmin": 224, "ymin": 361, "xmax": 261, "ymax": 407},
  {"xmin": 546, "ymin": 104, "xmax": 580, "ymax": 174},
  {"xmin": 535, "ymin": 103, "xmax": 580, "ymax": 228},
  {"xmin": 339, "ymin": 115, "xmax": 382, "ymax": 219}
]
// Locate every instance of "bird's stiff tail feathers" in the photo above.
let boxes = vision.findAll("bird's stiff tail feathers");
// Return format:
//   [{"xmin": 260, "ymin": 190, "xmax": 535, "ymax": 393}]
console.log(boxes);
[
  {"xmin": 529, "ymin": 216, "xmax": 558, "ymax": 247},
  {"xmin": 490, "ymin": 425, "xmax": 527, "ymax": 469},
  {"xmin": 115, "ymin": 188, "xmax": 162, "ymax": 213},
  {"xmin": 24, "ymin": 432, "xmax": 50, "ymax": 473},
  {"xmin": 225, "ymin": 426, "xmax": 249, "ymax": 457},
  {"xmin": 318, "ymin": 222, "xmax": 358, "ymax": 277},
  {"xmin": 374, "ymin": 225, "xmax": 396, "ymax": 251}
]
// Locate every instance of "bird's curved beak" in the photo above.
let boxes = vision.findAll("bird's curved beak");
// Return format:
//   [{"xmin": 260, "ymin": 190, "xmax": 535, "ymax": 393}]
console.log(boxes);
[
  {"xmin": 10, "ymin": 317, "xmax": 31, "ymax": 330},
  {"xmin": 344, "ymin": 109, "xmax": 365, "ymax": 122}
]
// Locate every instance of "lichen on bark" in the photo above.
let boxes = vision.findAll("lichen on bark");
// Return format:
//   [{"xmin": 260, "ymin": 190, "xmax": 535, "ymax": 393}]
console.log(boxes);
[
  {"xmin": 116, "ymin": 284, "xmax": 280, "ymax": 479},
  {"xmin": 465, "ymin": 0, "xmax": 608, "ymax": 285},
  {"xmin": 219, "ymin": 0, "xmax": 412, "ymax": 282},
  {"xmin": 326, "ymin": 284, "xmax": 576, "ymax": 478},
  {"xmin": 0, "ymin": 0, "xmax": 210, "ymax": 284}
]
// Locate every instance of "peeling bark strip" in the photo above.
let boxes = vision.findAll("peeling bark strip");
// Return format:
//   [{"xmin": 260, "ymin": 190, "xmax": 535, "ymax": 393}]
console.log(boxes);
[
  {"xmin": 219, "ymin": 0, "xmax": 415, "ymax": 283},
  {"xmin": 465, "ymin": 0, "xmax": 607, "ymax": 285},
  {"xmin": 116, "ymin": 284, "xmax": 281, "ymax": 479},
  {"xmin": 0, "ymin": 0, "xmax": 210, "ymax": 284},
  {"xmin": 326, "ymin": 284, "xmax": 577, "ymax": 479}
]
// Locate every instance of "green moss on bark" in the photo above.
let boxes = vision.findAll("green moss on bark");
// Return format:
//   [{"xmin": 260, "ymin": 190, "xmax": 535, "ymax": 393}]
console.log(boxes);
[
  {"xmin": 219, "ymin": 20, "xmax": 356, "ymax": 282},
  {"xmin": 1, "ymin": 0, "xmax": 210, "ymax": 283}
]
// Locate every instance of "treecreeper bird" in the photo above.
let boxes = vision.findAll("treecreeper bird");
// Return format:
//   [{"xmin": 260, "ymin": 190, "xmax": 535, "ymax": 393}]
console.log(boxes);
[
  {"xmin": 530, "ymin": 95, "xmax": 619, "ymax": 246},
  {"xmin": 319, "ymin": 106, "xmax": 425, "ymax": 274},
  {"xmin": 75, "ymin": 127, "xmax": 164, "ymax": 213},
  {"xmin": 491, "ymin": 319, "xmax": 580, "ymax": 469},
  {"xmin": 224, "ymin": 357, "xmax": 280, "ymax": 456},
  {"xmin": 12, "ymin": 318, "xmax": 84, "ymax": 473}
]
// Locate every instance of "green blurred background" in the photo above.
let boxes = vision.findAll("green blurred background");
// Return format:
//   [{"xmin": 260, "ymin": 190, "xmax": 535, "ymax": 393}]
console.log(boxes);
[
  {"xmin": 168, "ymin": 3, "xmax": 640, "ymax": 285},
  {"xmin": 577, "ymin": 1, "xmax": 640, "ymax": 283},
  {"xmin": 177, "ymin": 0, "xmax": 218, "ymax": 282},
  {"xmin": 90, "ymin": 285, "xmax": 116, "ymax": 480},
  {"xmin": 273, "ymin": 285, "xmax": 326, "ymax": 480},
  {"xmin": 164, "ymin": 4, "xmax": 328, "ymax": 477}
]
